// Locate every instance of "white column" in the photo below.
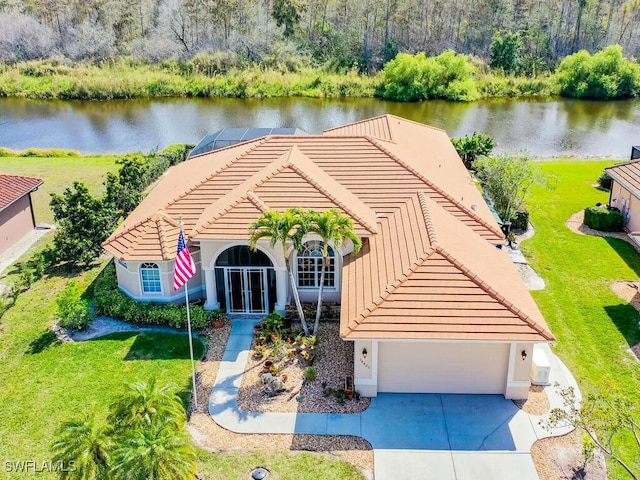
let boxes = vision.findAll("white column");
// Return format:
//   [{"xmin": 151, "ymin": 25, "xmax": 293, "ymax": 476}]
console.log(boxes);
[
  {"xmin": 203, "ymin": 267, "xmax": 219, "ymax": 310},
  {"xmin": 275, "ymin": 267, "xmax": 288, "ymax": 311}
]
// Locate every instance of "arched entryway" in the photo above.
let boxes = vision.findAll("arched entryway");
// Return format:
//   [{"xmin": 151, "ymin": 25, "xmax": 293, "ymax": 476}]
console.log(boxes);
[{"xmin": 215, "ymin": 246, "xmax": 276, "ymax": 314}]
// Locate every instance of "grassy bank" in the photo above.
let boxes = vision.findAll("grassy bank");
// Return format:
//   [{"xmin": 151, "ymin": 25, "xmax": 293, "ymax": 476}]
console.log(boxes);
[
  {"xmin": 0, "ymin": 59, "xmax": 559, "ymax": 101},
  {"xmin": 0, "ymin": 61, "xmax": 380, "ymax": 100},
  {"xmin": 525, "ymin": 160, "xmax": 640, "ymax": 478},
  {"xmin": 0, "ymin": 151, "xmax": 120, "ymax": 223}
]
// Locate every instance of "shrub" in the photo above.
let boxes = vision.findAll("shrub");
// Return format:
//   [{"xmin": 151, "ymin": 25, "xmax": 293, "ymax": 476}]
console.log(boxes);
[
  {"xmin": 555, "ymin": 45, "xmax": 640, "ymax": 100},
  {"xmin": 57, "ymin": 281, "xmax": 92, "ymax": 330},
  {"xmin": 511, "ymin": 206, "xmax": 530, "ymax": 231},
  {"xmin": 584, "ymin": 206, "xmax": 624, "ymax": 232},
  {"xmin": 380, "ymin": 51, "xmax": 478, "ymax": 102},
  {"xmin": 156, "ymin": 144, "xmax": 194, "ymax": 166},
  {"xmin": 189, "ymin": 51, "xmax": 247, "ymax": 76},
  {"xmin": 263, "ymin": 312, "xmax": 285, "ymax": 336},
  {"xmin": 305, "ymin": 367, "xmax": 317, "ymax": 381},
  {"xmin": 93, "ymin": 264, "xmax": 209, "ymax": 329},
  {"xmin": 598, "ymin": 171, "xmax": 612, "ymax": 190},
  {"xmin": 451, "ymin": 132, "xmax": 495, "ymax": 169}
]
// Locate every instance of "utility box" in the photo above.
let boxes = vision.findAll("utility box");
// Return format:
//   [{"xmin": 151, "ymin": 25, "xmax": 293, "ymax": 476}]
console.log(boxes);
[{"xmin": 531, "ymin": 348, "xmax": 551, "ymax": 386}]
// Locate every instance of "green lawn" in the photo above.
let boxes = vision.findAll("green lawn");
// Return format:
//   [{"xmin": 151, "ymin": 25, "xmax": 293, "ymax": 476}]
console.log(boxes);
[
  {"xmin": 196, "ymin": 451, "xmax": 365, "ymax": 480},
  {"xmin": 0, "ymin": 260, "xmax": 206, "ymax": 479},
  {"xmin": 524, "ymin": 160, "xmax": 640, "ymax": 478},
  {"xmin": 0, "ymin": 155, "xmax": 120, "ymax": 223}
]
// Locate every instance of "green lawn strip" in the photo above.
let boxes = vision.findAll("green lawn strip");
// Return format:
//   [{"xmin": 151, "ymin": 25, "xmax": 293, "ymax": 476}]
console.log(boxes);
[
  {"xmin": 0, "ymin": 155, "xmax": 120, "ymax": 223},
  {"xmin": 0, "ymin": 263, "xmax": 205, "ymax": 479},
  {"xmin": 524, "ymin": 160, "xmax": 640, "ymax": 478},
  {"xmin": 196, "ymin": 450, "xmax": 365, "ymax": 480}
]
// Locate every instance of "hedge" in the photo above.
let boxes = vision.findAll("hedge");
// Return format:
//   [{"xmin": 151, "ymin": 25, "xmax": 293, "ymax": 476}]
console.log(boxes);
[
  {"xmin": 93, "ymin": 263, "xmax": 210, "ymax": 329},
  {"xmin": 511, "ymin": 206, "xmax": 530, "ymax": 231},
  {"xmin": 584, "ymin": 205, "xmax": 624, "ymax": 232}
]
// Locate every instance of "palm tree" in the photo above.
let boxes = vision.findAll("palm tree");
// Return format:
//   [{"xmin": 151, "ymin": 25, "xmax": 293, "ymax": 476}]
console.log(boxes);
[
  {"xmin": 248, "ymin": 209, "xmax": 310, "ymax": 336},
  {"xmin": 307, "ymin": 209, "xmax": 362, "ymax": 335},
  {"xmin": 50, "ymin": 413, "xmax": 111, "ymax": 480},
  {"xmin": 110, "ymin": 423, "xmax": 196, "ymax": 480},
  {"xmin": 107, "ymin": 378, "xmax": 186, "ymax": 432}
]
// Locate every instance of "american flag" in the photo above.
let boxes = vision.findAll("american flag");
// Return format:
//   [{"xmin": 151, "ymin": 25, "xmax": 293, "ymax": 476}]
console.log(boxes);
[{"xmin": 173, "ymin": 229, "xmax": 196, "ymax": 290}]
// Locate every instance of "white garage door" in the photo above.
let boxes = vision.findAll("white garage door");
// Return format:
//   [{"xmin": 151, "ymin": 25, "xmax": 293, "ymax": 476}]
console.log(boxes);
[{"xmin": 378, "ymin": 342, "xmax": 509, "ymax": 394}]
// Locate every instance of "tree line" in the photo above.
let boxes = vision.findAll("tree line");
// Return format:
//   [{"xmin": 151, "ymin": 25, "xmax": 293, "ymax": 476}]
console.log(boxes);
[{"xmin": 1, "ymin": 0, "xmax": 639, "ymax": 73}]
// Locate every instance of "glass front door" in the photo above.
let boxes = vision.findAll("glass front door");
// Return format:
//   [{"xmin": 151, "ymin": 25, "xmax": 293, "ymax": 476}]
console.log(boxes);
[{"xmin": 224, "ymin": 267, "xmax": 268, "ymax": 314}]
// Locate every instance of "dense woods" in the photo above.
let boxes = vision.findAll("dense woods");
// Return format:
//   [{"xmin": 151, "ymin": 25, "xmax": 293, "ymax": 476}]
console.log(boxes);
[{"xmin": 2, "ymin": 0, "xmax": 639, "ymax": 72}]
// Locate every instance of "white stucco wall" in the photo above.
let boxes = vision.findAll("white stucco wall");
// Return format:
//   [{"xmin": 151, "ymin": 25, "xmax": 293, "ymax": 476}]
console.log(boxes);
[{"xmin": 115, "ymin": 250, "xmax": 204, "ymax": 303}]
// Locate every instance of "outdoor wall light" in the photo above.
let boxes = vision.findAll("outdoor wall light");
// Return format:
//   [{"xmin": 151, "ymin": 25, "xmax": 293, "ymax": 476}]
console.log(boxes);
[
  {"xmin": 362, "ymin": 347, "xmax": 368, "ymax": 358},
  {"xmin": 521, "ymin": 350, "xmax": 527, "ymax": 361}
]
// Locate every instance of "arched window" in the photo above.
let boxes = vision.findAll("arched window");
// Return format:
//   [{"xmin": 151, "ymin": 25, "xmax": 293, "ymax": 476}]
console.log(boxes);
[
  {"xmin": 140, "ymin": 263, "xmax": 161, "ymax": 293},
  {"xmin": 297, "ymin": 241, "xmax": 335, "ymax": 288}
]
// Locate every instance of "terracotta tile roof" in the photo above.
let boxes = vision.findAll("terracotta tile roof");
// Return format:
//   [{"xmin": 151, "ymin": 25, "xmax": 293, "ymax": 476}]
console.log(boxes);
[
  {"xmin": 192, "ymin": 146, "xmax": 378, "ymax": 238},
  {"xmin": 340, "ymin": 192, "xmax": 554, "ymax": 342},
  {"xmin": 606, "ymin": 159, "xmax": 640, "ymax": 197},
  {"xmin": 104, "ymin": 210, "xmax": 181, "ymax": 261},
  {"xmin": 324, "ymin": 114, "xmax": 396, "ymax": 141},
  {"xmin": 0, "ymin": 174, "xmax": 43, "ymax": 211},
  {"xmin": 102, "ymin": 115, "xmax": 552, "ymax": 344},
  {"xmin": 324, "ymin": 115, "xmax": 503, "ymax": 240}
]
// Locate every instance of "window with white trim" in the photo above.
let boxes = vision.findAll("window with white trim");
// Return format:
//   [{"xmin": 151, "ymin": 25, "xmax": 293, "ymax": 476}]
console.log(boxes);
[
  {"xmin": 297, "ymin": 241, "xmax": 335, "ymax": 288},
  {"xmin": 140, "ymin": 263, "xmax": 162, "ymax": 293}
]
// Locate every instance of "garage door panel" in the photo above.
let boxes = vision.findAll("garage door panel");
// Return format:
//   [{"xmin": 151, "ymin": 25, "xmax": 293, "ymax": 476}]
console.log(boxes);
[{"xmin": 378, "ymin": 342, "xmax": 509, "ymax": 394}]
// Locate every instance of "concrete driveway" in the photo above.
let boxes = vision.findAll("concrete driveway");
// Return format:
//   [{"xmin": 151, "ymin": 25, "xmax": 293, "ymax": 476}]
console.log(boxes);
[{"xmin": 209, "ymin": 319, "xmax": 578, "ymax": 480}]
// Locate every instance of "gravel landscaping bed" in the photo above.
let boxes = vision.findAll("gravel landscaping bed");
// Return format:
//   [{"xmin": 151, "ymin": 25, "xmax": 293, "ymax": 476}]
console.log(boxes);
[
  {"xmin": 513, "ymin": 385, "xmax": 550, "ymax": 415},
  {"xmin": 238, "ymin": 322, "xmax": 370, "ymax": 414},
  {"xmin": 532, "ymin": 429, "xmax": 607, "ymax": 480},
  {"xmin": 187, "ymin": 321, "xmax": 374, "ymax": 475}
]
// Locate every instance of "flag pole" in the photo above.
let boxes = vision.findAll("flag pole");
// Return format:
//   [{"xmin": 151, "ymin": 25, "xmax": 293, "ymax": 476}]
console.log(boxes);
[{"xmin": 184, "ymin": 282, "xmax": 199, "ymax": 408}]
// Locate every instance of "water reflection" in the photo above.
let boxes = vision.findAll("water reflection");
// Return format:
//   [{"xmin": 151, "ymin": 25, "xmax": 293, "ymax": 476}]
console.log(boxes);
[{"xmin": 0, "ymin": 97, "xmax": 637, "ymax": 157}]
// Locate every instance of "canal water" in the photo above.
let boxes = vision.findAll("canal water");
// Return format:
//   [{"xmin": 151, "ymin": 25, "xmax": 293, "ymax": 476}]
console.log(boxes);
[{"xmin": 0, "ymin": 96, "xmax": 638, "ymax": 157}]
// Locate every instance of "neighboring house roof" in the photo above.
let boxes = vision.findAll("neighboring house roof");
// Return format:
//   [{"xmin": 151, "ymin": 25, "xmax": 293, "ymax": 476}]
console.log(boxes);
[
  {"xmin": 340, "ymin": 192, "xmax": 553, "ymax": 342},
  {"xmin": 0, "ymin": 174, "xmax": 43, "ymax": 212},
  {"xmin": 606, "ymin": 159, "xmax": 640, "ymax": 198},
  {"xmin": 189, "ymin": 127, "xmax": 306, "ymax": 158}
]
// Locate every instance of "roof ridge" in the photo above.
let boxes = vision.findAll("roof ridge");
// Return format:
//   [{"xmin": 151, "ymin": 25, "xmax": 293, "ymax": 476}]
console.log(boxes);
[
  {"xmin": 165, "ymin": 137, "xmax": 270, "ymax": 209},
  {"xmin": 156, "ymin": 214, "xmax": 170, "ymax": 259},
  {"xmin": 434, "ymin": 245, "xmax": 553, "ymax": 340},
  {"xmin": 286, "ymin": 146, "xmax": 378, "ymax": 234},
  {"xmin": 246, "ymin": 190, "xmax": 269, "ymax": 212},
  {"xmin": 323, "ymin": 114, "xmax": 392, "ymax": 138},
  {"xmin": 367, "ymin": 137, "xmax": 504, "ymax": 239},
  {"xmin": 383, "ymin": 114, "xmax": 447, "ymax": 133},
  {"xmin": 605, "ymin": 158, "xmax": 640, "ymax": 171},
  {"xmin": 417, "ymin": 191, "xmax": 437, "ymax": 245},
  {"xmin": 191, "ymin": 148, "xmax": 292, "ymax": 235}
]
